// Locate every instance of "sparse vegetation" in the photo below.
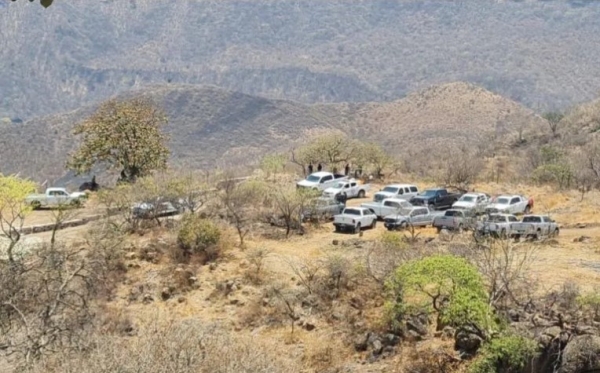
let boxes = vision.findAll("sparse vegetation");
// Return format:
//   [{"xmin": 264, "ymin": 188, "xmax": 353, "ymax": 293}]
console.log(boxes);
[{"xmin": 177, "ymin": 214, "xmax": 222, "ymax": 263}]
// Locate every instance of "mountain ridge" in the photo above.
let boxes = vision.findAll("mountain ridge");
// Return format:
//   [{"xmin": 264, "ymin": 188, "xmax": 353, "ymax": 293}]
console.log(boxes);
[
  {"xmin": 2, "ymin": 1, "xmax": 600, "ymax": 121},
  {"xmin": 0, "ymin": 81, "xmax": 546, "ymax": 184}
]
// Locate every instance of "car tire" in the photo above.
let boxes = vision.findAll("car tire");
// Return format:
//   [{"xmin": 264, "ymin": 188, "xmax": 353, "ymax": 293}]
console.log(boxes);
[
  {"xmin": 30, "ymin": 201, "xmax": 41, "ymax": 210},
  {"xmin": 335, "ymin": 226, "xmax": 341, "ymax": 233},
  {"xmin": 552, "ymin": 228, "xmax": 559, "ymax": 237},
  {"xmin": 436, "ymin": 227, "xmax": 442, "ymax": 234},
  {"xmin": 358, "ymin": 190, "xmax": 366, "ymax": 199},
  {"xmin": 354, "ymin": 223, "xmax": 361, "ymax": 234},
  {"xmin": 400, "ymin": 221, "xmax": 408, "ymax": 230},
  {"xmin": 500, "ymin": 229, "xmax": 507, "ymax": 239},
  {"xmin": 371, "ymin": 220, "xmax": 377, "ymax": 229}
]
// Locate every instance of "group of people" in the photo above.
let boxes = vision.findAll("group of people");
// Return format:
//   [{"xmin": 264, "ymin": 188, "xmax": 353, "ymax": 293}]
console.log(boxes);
[{"xmin": 307, "ymin": 163, "xmax": 362, "ymax": 177}]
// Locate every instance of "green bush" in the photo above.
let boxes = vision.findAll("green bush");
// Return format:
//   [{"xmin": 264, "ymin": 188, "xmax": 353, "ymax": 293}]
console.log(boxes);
[
  {"xmin": 177, "ymin": 214, "xmax": 221, "ymax": 262},
  {"xmin": 469, "ymin": 335, "xmax": 537, "ymax": 373},
  {"xmin": 386, "ymin": 254, "xmax": 494, "ymax": 332}
]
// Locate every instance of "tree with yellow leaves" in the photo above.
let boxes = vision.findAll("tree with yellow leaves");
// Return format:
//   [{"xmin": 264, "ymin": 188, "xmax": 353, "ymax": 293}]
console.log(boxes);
[
  {"xmin": 67, "ymin": 98, "xmax": 170, "ymax": 184},
  {"xmin": 0, "ymin": 174, "xmax": 37, "ymax": 264}
]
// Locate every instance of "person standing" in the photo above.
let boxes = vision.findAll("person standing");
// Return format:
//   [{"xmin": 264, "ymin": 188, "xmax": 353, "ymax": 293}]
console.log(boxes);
[
  {"xmin": 336, "ymin": 192, "xmax": 347, "ymax": 207},
  {"xmin": 308, "ymin": 163, "xmax": 314, "ymax": 174},
  {"xmin": 317, "ymin": 163, "xmax": 322, "ymax": 172},
  {"xmin": 344, "ymin": 163, "xmax": 350, "ymax": 176}
]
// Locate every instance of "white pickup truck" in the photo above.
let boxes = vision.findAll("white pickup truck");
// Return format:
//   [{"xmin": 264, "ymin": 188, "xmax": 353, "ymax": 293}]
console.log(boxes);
[
  {"xmin": 333, "ymin": 207, "xmax": 378, "ymax": 233},
  {"xmin": 360, "ymin": 198, "xmax": 413, "ymax": 219},
  {"xmin": 322, "ymin": 179, "xmax": 370, "ymax": 200},
  {"xmin": 297, "ymin": 172, "xmax": 349, "ymax": 191},
  {"xmin": 485, "ymin": 195, "xmax": 534, "ymax": 215},
  {"xmin": 510, "ymin": 215, "xmax": 559, "ymax": 240},
  {"xmin": 452, "ymin": 193, "xmax": 492, "ymax": 215},
  {"xmin": 372, "ymin": 184, "xmax": 419, "ymax": 203},
  {"xmin": 25, "ymin": 188, "xmax": 87, "ymax": 209}
]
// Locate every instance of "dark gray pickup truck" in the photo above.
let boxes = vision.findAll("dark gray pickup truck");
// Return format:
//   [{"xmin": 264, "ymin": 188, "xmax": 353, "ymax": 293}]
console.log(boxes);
[{"xmin": 410, "ymin": 188, "xmax": 463, "ymax": 210}]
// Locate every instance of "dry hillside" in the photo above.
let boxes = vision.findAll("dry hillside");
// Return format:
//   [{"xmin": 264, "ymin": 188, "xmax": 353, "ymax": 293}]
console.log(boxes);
[{"xmin": 0, "ymin": 82, "xmax": 546, "ymax": 183}]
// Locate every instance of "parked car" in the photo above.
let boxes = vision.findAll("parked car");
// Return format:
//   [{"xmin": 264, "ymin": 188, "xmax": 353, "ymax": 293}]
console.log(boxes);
[
  {"xmin": 475, "ymin": 213, "xmax": 520, "ymax": 238},
  {"xmin": 301, "ymin": 197, "xmax": 345, "ymax": 221},
  {"xmin": 383, "ymin": 206, "xmax": 444, "ymax": 231},
  {"xmin": 432, "ymin": 209, "xmax": 477, "ymax": 232},
  {"xmin": 510, "ymin": 215, "xmax": 559, "ymax": 240},
  {"xmin": 410, "ymin": 188, "xmax": 463, "ymax": 210},
  {"xmin": 25, "ymin": 187, "xmax": 87, "ymax": 209},
  {"xmin": 333, "ymin": 207, "xmax": 378, "ymax": 233},
  {"xmin": 452, "ymin": 193, "xmax": 492, "ymax": 215},
  {"xmin": 372, "ymin": 184, "xmax": 419, "ymax": 203},
  {"xmin": 360, "ymin": 198, "xmax": 413, "ymax": 219},
  {"xmin": 322, "ymin": 179, "xmax": 371, "ymax": 200},
  {"xmin": 131, "ymin": 199, "xmax": 182, "ymax": 219},
  {"xmin": 296, "ymin": 172, "xmax": 348, "ymax": 191},
  {"xmin": 485, "ymin": 195, "xmax": 533, "ymax": 215}
]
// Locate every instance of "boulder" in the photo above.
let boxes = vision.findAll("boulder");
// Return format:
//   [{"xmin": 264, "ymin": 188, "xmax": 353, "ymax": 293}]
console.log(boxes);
[
  {"xmin": 559, "ymin": 335, "xmax": 600, "ymax": 373},
  {"xmin": 454, "ymin": 327, "xmax": 483, "ymax": 356},
  {"xmin": 354, "ymin": 332, "xmax": 370, "ymax": 352},
  {"xmin": 161, "ymin": 287, "xmax": 172, "ymax": 301},
  {"xmin": 406, "ymin": 319, "xmax": 428, "ymax": 336}
]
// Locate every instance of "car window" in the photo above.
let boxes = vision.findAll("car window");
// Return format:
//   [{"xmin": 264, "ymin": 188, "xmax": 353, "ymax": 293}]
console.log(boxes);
[
  {"xmin": 410, "ymin": 186, "xmax": 418, "ymax": 193},
  {"xmin": 439, "ymin": 190, "xmax": 447, "ymax": 196},
  {"xmin": 543, "ymin": 216, "xmax": 551, "ymax": 222},
  {"xmin": 415, "ymin": 208, "xmax": 426, "ymax": 216},
  {"xmin": 350, "ymin": 182, "xmax": 356, "ymax": 188},
  {"xmin": 444, "ymin": 210, "xmax": 462, "ymax": 217},
  {"xmin": 496, "ymin": 197, "xmax": 509, "ymax": 204},
  {"xmin": 509, "ymin": 216, "xmax": 518, "ymax": 222},
  {"xmin": 398, "ymin": 189, "xmax": 404, "ymax": 195},
  {"xmin": 343, "ymin": 209, "xmax": 361, "ymax": 216},
  {"xmin": 385, "ymin": 202, "xmax": 400, "ymax": 209},
  {"xmin": 522, "ymin": 216, "xmax": 541, "ymax": 223},
  {"xmin": 321, "ymin": 175, "xmax": 333, "ymax": 183},
  {"xmin": 306, "ymin": 175, "xmax": 320, "ymax": 182},
  {"xmin": 510, "ymin": 197, "xmax": 520, "ymax": 204}
]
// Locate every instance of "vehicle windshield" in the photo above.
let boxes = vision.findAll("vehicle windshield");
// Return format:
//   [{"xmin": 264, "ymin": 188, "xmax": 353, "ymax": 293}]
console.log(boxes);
[
  {"xmin": 444, "ymin": 210, "xmax": 462, "ymax": 217},
  {"xmin": 332, "ymin": 182, "xmax": 345, "ymax": 189},
  {"xmin": 459, "ymin": 196, "xmax": 475, "ymax": 202},
  {"xmin": 382, "ymin": 187, "xmax": 399, "ymax": 193},
  {"xmin": 488, "ymin": 215, "xmax": 507, "ymax": 223},
  {"xmin": 306, "ymin": 175, "xmax": 321, "ymax": 182},
  {"xmin": 343, "ymin": 209, "xmax": 361, "ymax": 216},
  {"xmin": 496, "ymin": 198, "xmax": 509, "ymax": 204},
  {"xmin": 419, "ymin": 190, "xmax": 438, "ymax": 197},
  {"xmin": 522, "ymin": 216, "xmax": 542, "ymax": 223}
]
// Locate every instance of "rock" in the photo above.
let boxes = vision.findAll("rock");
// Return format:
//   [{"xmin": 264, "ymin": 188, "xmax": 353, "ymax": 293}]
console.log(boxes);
[
  {"xmin": 442, "ymin": 326, "xmax": 455, "ymax": 340},
  {"xmin": 454, "ymin": 328, "xmax": 483, "ymax": 356},
  {"xmin": 406, "ymin": 330, "xmax": 423, "ymax": 342},
  {"xmin": 161, "ymin": 287, "xmax": 172, "ymax": 301},
  {"xmin": 177, "ymin": 297, "xmax": 186, "ymax": 303},
  {"xmin": 354, "ymin": 332, "xmax": 370, "ymax": 352},
  {"xmin": 142, "ymin": 294, "xmax": 154, "ymax": 304},
  {"xmin": 350, "ymin": 296, "xmax": 364, "ymax": 309},
  {"xmin": 508, "ymin": 308, "xmax": 521, "ymax": 322},
  {"xmin": 332, "ymin": 239, "xmax": 340, "ymax": 246},
  {"xmin": 574, "ymin": 325, "xmax": 597, "ymax": 335},
  {"xmin": 229, "ymin": 298, "xmax": 240, "ymax": 305},
  {"xmin": 127, "ymin": 263, "xmax": 141, "ymax": 269},
  {"xmin": 573, "ymin": 235, "xmax": 591, "ymax": 243},
  {"xmin": 575, "ymin": 223, "xmax": 587, "ymax": 229},
  {"xmin": 382, "ymin": 333, "xmax": 400, "ymax": 347},
  {"xmin": 424, "ymin": 237, "xmax": 435, "ymax": 244},
  {"xmin": 124, "ymin": 252, "xmax": 137, "ymax": 260},
  {"xmin": 239, "ymin": 260, "xmax": 249, "ymax": 269},
  {"xmin": 406, "ymin": 319, "xmax": 428, "ymax": 336},
  {"xmin": 559, "ymin": 335, "xmax": 600, "ymax": 373},
  {"xmin": 209, "ymin": 263, "xmax": 217, "ymax": 271},
  {"xmin": 298, "ymin": 318, "xmax": 316, "ymax": 331},
  {"xmin": 371, "ymin": 339, "xmax": 383, "ymax": 355}
]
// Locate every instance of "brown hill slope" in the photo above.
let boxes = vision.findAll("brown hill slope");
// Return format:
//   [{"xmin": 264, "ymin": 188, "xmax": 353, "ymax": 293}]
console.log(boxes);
[{"xmin": 0, "ymin": 82, "xmax": 545, "ymax": 183}]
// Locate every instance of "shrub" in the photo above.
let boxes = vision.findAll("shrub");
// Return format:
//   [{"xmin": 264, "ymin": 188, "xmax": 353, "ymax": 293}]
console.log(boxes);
[
  {"xmin": 577, "ymin": 291, "xmax": 600, "ymax": 321},
  {"xmin": 177, "ymin": 214, "xmax": 221, "ymax": 263},
  {"xmin": 468, "ymin": 334, "xmax": 537, "ymax": 373},
  {"xmin": 386, "ymin": 254, "xmax": 494, "ymax": 333}
]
